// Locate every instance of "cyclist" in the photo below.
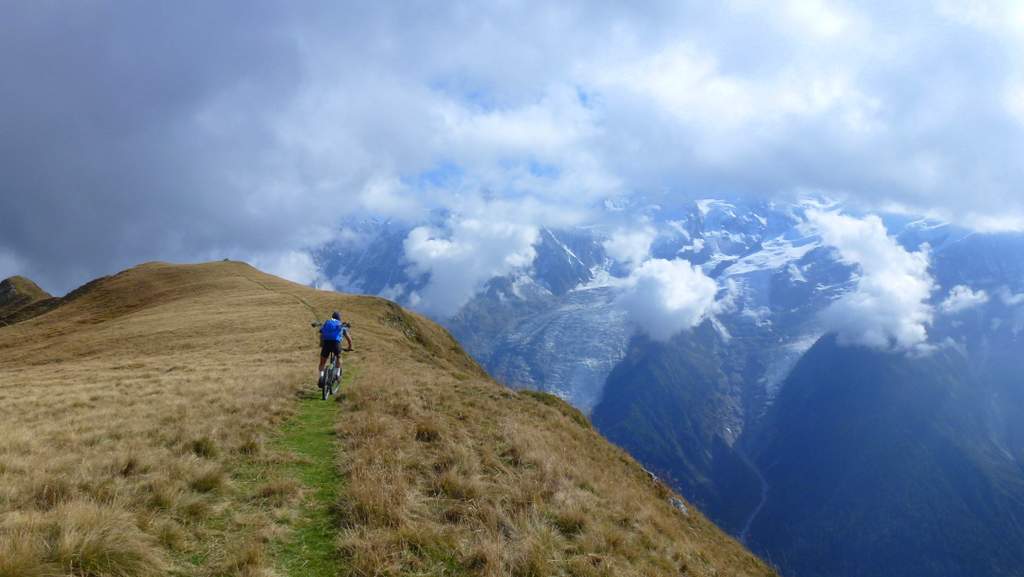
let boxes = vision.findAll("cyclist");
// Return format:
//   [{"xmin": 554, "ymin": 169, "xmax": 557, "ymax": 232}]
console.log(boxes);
[{"xmin": 318, "ymin": 311, "xmax": 353, "ymax": 383}]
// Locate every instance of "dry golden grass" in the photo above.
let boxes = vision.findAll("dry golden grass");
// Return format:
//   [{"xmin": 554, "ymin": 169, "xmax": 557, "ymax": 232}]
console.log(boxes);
[
  {"xmin": 0, "ymin": 261, "xmax": 775, "ymax": 577},
  {"xmin": 332, "ymin": 309, "xmax": 776, "ymax": 577},
  {"xmin": 0, "ymin": 261, "xmax": 337, "ymax": 576}
]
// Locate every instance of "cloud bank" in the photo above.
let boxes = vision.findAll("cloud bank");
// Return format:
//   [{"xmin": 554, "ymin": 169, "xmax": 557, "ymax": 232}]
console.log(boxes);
[
  {"xmin": 603, "ymin": 227, "xmax": 658, "ymax": 268},
  {"xmin": 808, "ymin": 210, "xmax": 936, "ymax": 351},
  {"xmin": 3, "ymin": 1, "xmax": 1024, "ymax": 296},
  {"xmin": 617, "ymin": 258, "xmax": 719, "ymax": 342},
  {"xmin": 250, "ymin": 251, "xmax": 333, "ymax": 291},
  {"xmin": 403, "ymin": 219, "xmax": 539, "ymax": 318}
]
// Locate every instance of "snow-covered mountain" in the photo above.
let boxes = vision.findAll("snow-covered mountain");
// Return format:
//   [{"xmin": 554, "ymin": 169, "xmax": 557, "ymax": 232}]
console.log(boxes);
[
  {"xmin": 317, "ymin": 198, "xmax": 1011, "ymax": 447},
  {"xmin": 319, "ymin": 199, "xmax": 859, "ymax": 413},
  {"xmin": 317, "ymin": 197, "xmax": 1024, "ymax": 577}
]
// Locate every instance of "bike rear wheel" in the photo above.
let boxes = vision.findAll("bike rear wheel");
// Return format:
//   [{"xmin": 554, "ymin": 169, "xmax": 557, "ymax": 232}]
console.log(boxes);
[
  {"xmin": 322, "ymin": 359, "xmax": 332, "ymax": 400},
  {"xmin": 324, "ymin": 353, "xmax": 341, "ymax": 400},
  {"xmin": 331, "ymin": 363, "xmax": 342, "ymax": 396}
]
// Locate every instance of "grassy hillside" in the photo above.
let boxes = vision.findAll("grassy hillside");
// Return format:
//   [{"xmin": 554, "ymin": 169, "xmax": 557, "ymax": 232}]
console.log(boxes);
[{"xmin": 0, "ymin": 261, "xmax": 775, "ymax": 577}]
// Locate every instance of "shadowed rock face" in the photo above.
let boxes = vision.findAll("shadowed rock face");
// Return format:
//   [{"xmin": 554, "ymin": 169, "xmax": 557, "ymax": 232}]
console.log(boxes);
[{"xmin": 747, "ymin": 335, "xmax": 1024, "ymax": 577}]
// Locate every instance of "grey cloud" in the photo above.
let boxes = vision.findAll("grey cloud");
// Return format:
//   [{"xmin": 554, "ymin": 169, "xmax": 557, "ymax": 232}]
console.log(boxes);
[
  {"xmin": 1, "ymin": 1, "xmax": 311, "ymax": 292},
  {"xmin": 3, "ymin": 1, "xmax": 1024, "ymax": 294}
]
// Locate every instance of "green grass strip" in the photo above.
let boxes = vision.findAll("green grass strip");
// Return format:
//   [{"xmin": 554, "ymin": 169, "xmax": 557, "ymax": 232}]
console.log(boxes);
[{"xmin": 272, "ymin": 366, "xmax": 358, "ymax": 577}]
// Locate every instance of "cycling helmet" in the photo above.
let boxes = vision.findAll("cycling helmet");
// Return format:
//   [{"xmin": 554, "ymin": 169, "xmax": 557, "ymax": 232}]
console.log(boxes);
[{"xmin": 331, "ymin": 311, "xmax": 341, "ymax": 320}]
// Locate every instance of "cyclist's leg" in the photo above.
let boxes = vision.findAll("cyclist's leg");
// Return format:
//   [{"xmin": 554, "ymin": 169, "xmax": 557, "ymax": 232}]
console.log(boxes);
[{"xmin": 318, "ymin": 340, "xmax": 330, "ymax": 381}]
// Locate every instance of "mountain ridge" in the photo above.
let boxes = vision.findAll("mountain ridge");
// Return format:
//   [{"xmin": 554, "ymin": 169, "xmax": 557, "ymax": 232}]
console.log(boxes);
[{"xmin": 0, "ymin": 260, "xmax": 775, "ymax": 577}]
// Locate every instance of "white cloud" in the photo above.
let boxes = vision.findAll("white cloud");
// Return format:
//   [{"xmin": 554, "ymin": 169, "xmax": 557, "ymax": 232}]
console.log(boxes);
[
  {"xmin": 432, "ymin": 86, "xmax": 622, "ymax": 207},
  {"xmin": 779, "ymin": 0, "xmax": 851, "ymax": 39},
  {"xmin": 378, "ymin": 284, "xmax": 406, "ymax": 302},
  {"xmin": 940, "ymin": 285, "xmax": 989, "ymax": 314},
  {"xmin": 403, "ymin": 218, "xmax": 539, "ymax": 318},
  {"xmin": 356, "ymin": 176, "xmax": 425, "ymax": 221},
  {"xmin": 730, "ymin": 0, "xmax": 855, "ymax": 39},
  {"xmin": 617, "ymin": 258, "xmax": 719, "ymax": 341},
  {"xmin": 1004, "ymin": 82, "xmax": 1024, "ymax": 126},
  {"xmin": 440, "ymin": 87, "xmax": 591, "ymax": 161},
  {"xmin": 7, "ymin": 1, "xmax": 1024, "ymax": 293},
  {"xmin": 936, "ymin": 0, "xmax": 1024, "ymax": 32},
  {"xmin": 808, "ymin": 210, "xmax": 936, "ymax": 351},
  {"xmin": 998, "ymin": 287, "xmax": 1024, "ymax": 306},
  {"xmin": 603, "ymin": 226, "xmax": 657, "ymax": 268},
  {"xmin": 250, "ymin": 250, "xmax": 333, "ymax": 289},
  {"xmin": 588, "ymin": 41, "xmax": 883, "ymax": 166},
  {"xmin": 995, "ymin": 287, "xmax": 1024, "ymax": 334}
]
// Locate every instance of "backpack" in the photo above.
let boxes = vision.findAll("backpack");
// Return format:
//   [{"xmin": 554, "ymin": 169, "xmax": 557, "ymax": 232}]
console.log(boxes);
[{"xmin": 320, "ymin": 319, "xmax": 342, "ymax": 341}]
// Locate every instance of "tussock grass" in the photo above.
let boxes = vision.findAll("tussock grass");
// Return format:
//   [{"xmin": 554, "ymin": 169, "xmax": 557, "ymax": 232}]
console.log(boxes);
[
  {"xmin": 253, "ymin": 478, "xmax": 301, "ymax": 507},
  {"xmin": 0, "ymin": 501, "xmax": 168, "ymax": 577}
]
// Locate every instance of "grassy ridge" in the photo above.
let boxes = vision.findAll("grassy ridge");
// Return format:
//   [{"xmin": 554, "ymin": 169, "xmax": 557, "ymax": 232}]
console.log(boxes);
[
  {"xmin": 0, "ymin": 262, "xmax": 350, "ymax": 576},
  {"xmin": 1, "ymin": 261, "xmax": 775, "ymax": 577}
]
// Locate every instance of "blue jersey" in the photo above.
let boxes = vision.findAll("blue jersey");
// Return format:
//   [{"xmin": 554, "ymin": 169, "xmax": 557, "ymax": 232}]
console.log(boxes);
[{"xmin": 320, "ymin": 319, "xmax": 346, "ymax": 342}]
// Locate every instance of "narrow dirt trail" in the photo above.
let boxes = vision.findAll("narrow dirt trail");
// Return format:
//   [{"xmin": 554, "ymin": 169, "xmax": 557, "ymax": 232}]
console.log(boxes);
[{"xmin": 270, "ymin": 367, "xmax": 357, "ymax": 576}]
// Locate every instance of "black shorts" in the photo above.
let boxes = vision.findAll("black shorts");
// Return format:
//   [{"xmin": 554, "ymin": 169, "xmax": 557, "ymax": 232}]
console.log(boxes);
[{"xmin": 320, "ymin": 340, "xmax": 341, "ymax": 358}]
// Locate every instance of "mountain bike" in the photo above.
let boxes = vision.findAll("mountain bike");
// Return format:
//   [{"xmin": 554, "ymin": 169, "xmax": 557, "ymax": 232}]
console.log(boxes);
[
  {"xmin": 320, "ymin": 350, "xmax": 341, "ymax": 400},
  {"xmin": 312, "ymin": 321, "xmax": 351, "ymax": 401}
]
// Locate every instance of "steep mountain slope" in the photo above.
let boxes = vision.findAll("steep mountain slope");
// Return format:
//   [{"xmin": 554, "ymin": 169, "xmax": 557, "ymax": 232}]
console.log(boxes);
[
  {"xmin": 591, "ymin": 325, "xmax": 764, "ymax": 536},
  {"xmin": 747, "ymin": 335, "xmax": 1024, "ymax": 577},
  {"xmin": 0, "ymin": 262, "xmax": 774, "ymax": 577},
  {"xmin": 318, "ymin": 202, "xmax": 1024, "ymax": 577},
  {"xmin": 334, "ymin": 299, "xmax": 773, "ymax": 577}
]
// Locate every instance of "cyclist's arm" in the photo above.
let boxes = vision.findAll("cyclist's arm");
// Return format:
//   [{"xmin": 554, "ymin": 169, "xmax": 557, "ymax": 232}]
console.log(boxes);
[{"xmin": 344, "ymin": 332, "xmax": 353, "ymax": 351}]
